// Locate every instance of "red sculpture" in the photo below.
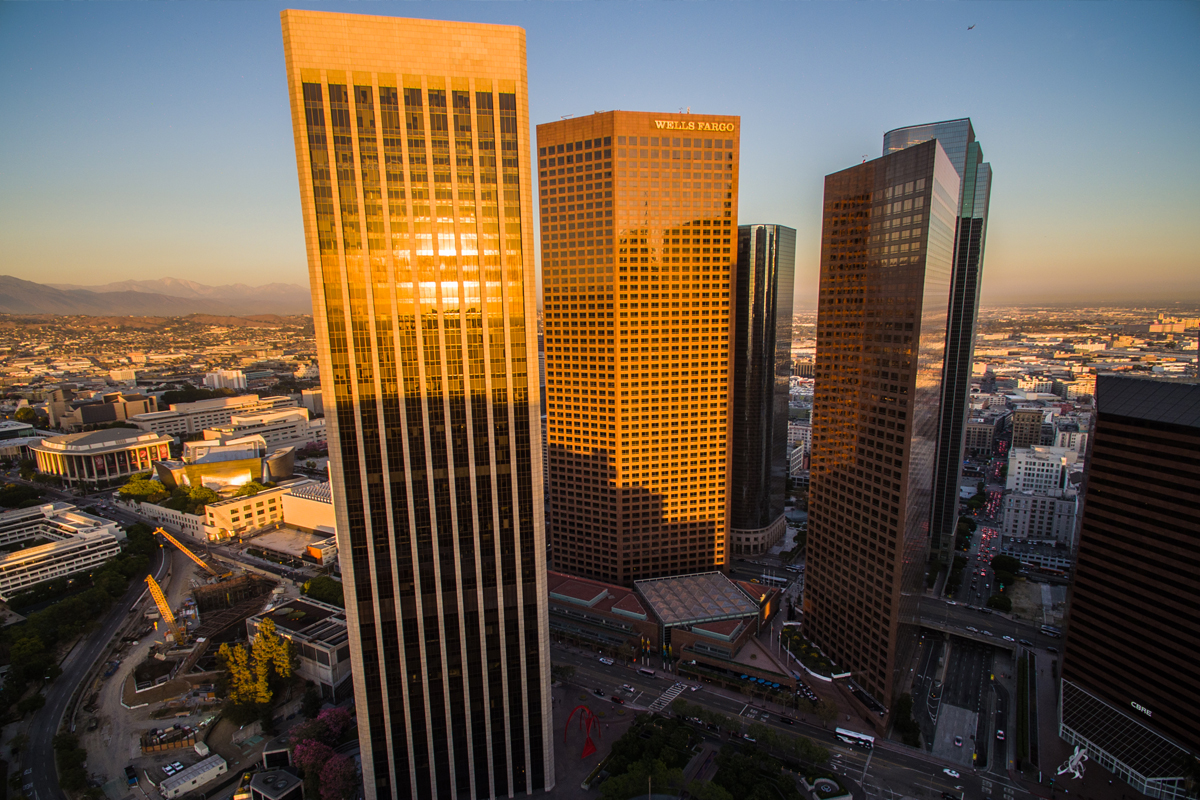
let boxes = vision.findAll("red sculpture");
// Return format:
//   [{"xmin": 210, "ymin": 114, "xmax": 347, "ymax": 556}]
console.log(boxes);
[{"xmin": 564, "ymin": 704, "xmax": 603, "ymax": 759}]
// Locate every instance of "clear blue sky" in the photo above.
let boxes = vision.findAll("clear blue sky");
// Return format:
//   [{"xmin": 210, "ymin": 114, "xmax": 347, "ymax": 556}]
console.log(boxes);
[{"xmin": 1, "ymin": 1, "xmax": 1198, "ymax": 307}]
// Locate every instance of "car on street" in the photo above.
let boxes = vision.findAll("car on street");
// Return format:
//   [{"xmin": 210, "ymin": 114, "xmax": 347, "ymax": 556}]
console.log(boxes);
[
  {"xmin": 982, "ymin": 630, "xmax": 993, "ymax": 636},
  {"xmin": 779, "ymin": 716, "xmax": 795, "ymax": 725},
  {"xmin": 1019, "ymin": 639, "xmax": 1033, "ymax": 646},
  {"xmin": 1047, "ymin": 646, "xmax": 1059, "ymax": 653},
  {"xmin": 1002, "ymin": 635, "xmax": 1015, "ymax": 642},
  {"xmin": 953, "ymin": 736, "xmax": 963, "ymax": 747},
  {"xmin": 966, "ymin": 626, "xmax": 978, "ymax": 633},
  {"xmin": 593, "ymin": 688, "xmax": 605, "ymax": 697},
  {"xmin": 943, "ymin": 769, "xmax": 961, "ymax": 778},
  {"xmin": 610, "ymin": 696, "xmax": 624, "ymax": 705},
  {"xmin": 689, "ymin": 684, "xmax": 701, "ymax": 692},
  {"xmin": 997, "ymin": 729, "xmax": 1005, "ymax": 740},
  {"xmin": 598, "ymin": 657, "xmax": 614, "ymax": 665}
]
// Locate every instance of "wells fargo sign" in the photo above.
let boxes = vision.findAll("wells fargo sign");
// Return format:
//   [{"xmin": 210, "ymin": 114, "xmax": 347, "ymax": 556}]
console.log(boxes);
[{"xmin": 653, "ymin": 120, "xmax": 735, "ymax": 133}]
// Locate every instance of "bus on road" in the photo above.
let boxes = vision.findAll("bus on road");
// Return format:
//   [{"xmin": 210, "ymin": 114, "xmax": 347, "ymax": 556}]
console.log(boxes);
[{"xmin": 835, "ymin": 728, "xmax": 875, "ymax": 749}]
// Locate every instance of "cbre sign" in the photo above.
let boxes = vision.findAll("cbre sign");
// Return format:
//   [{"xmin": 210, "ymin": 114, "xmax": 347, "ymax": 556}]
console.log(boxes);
[{"xmin": 1130, "ymin": 701, "xmax": 1153, "ymax": 717}]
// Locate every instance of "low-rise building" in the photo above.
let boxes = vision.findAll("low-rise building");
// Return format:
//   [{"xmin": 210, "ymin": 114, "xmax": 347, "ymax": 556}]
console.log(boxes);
[
  {"xmin": 204, "ymin": 370, "xmax": 247, "ymax": 392},
  {"xmin": 247, "ymin": 597, "xmax": 352, "ymax": 702},
  {"xmin": 51, "ymin": 391, "xmax": 157, "ymax": 432},
  {"xmin": 131, "ymin": 395, "xmax": 297, "ymax": 440},
  {"xmin": 1000, "ymin": 538, "xmax": 1073, "ymax": 573},
  {"xmin": 159, "ymin": 755, "xmax": 227, "ymax": 799},
  {"xmin": 250, "ymin": 770, "xmax": 303, "ymax": 800},
  {"xmin": 1002, "ymin": 490, "xmax": 1079, "ymax": 544},
  {"xmin": 30, "ymin": 428, "xmax": 174, "ymax": 489},
  {"xmin": 0, "ymin": 504, "xmax": 123, "ymax": 599},
  {"xmin": 1006, "ymin": 446, "xmax": 1081, "ymax": 494},
  {"xmin": 203, "ymin": 408, "xmax": 325, "ymax": 450}
]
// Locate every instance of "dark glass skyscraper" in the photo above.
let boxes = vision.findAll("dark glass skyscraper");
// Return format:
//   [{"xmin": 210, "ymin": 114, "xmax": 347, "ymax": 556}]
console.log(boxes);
[
  {"xmin": 730, "ymin": 224, "xmax": 795, "ymax": 556},
  {"xmin": 1060, "ymin": 376, "xmax": 1199, "ymax": 799},
  {"xmin": 804, "ymin": 140, "xmax": 959, "ymax": 710},
  {"xmin": 282, "ymin": 11, "xmax": 552, "ymax": 798},
  {"xmin": 884, "ymin": 120, "xmax": 992, "ymax": 565}
]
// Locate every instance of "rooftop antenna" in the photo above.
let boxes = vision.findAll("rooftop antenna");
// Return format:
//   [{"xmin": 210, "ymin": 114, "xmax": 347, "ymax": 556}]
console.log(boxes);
[{"xmin": 687, "ymin": 106, "xmax": 691, "ymax": 114}]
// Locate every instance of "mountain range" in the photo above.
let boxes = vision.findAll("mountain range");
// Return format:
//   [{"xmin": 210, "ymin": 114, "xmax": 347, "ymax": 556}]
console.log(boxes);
[{"xmin": 0, "ymin": 276, "xmax": 312, "ymax": 316}]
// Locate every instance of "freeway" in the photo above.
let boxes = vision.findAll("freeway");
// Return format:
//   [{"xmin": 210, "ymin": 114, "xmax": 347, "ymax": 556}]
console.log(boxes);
[
  {"xmin": 551, "ymin": 643, "xmax": 1035, "ymax": 800},
  {"xmin": 21, "ymin": 540, "xmax": 166, "ymax": 800}
]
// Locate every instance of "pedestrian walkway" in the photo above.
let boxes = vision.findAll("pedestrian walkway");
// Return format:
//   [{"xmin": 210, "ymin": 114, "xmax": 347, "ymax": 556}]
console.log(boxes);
[{"xmin": 647, "ymin": 682, "xmax": 688, "ymax": 712}]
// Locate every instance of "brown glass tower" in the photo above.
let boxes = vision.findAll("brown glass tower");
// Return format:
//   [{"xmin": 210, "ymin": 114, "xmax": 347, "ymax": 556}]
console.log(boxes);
[
  {"xmin": 803, "ymin": 140, "xmax": 959, "ymax": 710},
  {"xmin": 282, "ymin": 11, "xmax": 552, "ymax": 799},
  {"xmin": 537, "ymin": 112, "xmax": 739, "ymax": 586},
  {"xmin": 1060, "ymin": 376, "xmax": 1200, "ymax": 796}
]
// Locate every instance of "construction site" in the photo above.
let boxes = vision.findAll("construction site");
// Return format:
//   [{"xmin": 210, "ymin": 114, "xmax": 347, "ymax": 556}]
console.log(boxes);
[{"xmin": 74, "ymin": 529, "xmax": 304, "ymax": 799}]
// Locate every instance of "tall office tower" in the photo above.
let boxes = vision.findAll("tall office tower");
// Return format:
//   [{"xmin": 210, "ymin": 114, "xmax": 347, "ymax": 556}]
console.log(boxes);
[
  {"xmin": 884, "ymin": 119, "xmax": 992, "ymax": 564},
  {"xmin": 804, "ymin": 140, "xmax": 960, "ymax": 710},
  {"xmin": 729, "ymin": 225, "xmax": 796, "ymax": 557},
  {"xmin": 537, "ymin": 112, "xmax": 739, "ymax": 586},
  {"xmin": 281, "ymin": 11, "xmax": 552, "ymax": 799},
  {"xmin": 1060, "ymin": 376, "xmax": 1200, "ymax": 798}
]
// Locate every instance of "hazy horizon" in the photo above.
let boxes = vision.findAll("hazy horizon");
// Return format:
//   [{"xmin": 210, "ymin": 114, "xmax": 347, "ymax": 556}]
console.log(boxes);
[{"xmin": 2, "ymin": 2, "xmax": 1197, "ymax": 310}]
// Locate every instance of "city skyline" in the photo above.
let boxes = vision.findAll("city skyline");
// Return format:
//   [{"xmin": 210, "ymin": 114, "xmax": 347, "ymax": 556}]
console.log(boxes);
[{"xmin": 2, "ymin": 2, "xmax": 1198, "ymax": 307}]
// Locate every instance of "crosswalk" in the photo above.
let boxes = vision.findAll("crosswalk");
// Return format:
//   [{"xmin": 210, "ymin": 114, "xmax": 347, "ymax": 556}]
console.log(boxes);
[{"xmin": 648, "ymin": 682, "xmax": 688, "ymax": 712}]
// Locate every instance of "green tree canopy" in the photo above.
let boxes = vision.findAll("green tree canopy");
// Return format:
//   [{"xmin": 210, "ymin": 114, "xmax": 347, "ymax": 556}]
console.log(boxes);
[
  {"xmin": 991, "ymin": 554, "xmax": 1023, "ymax": 574},
  {"xmin": 302, "ymin": 576, "xmax": 345, "ymax": 608}
]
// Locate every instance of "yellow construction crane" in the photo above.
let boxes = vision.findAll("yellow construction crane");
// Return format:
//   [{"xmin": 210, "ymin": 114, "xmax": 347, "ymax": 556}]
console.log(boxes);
[
  {"xmin": 144, "ymin": 575, "xmax": 186, "ymax": 645},
  {"xmin": 153, "ymin": 527, "xmax": 227, "ymax": 579}
]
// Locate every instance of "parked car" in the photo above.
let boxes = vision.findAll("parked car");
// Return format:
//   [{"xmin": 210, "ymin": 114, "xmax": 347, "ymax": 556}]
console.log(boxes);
[{"xmin": 598, "ymin": 657, "xmax": 614, "ymax": 666}]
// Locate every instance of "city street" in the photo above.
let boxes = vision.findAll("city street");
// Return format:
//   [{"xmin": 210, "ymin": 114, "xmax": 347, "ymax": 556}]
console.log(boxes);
[
  {"xmin": 550, "ymin": 642, "xmax": 1037, "ymax": 800},
  {"xmin": 18, "ymin": 538, "xmax": 165, "ymax": 800}
]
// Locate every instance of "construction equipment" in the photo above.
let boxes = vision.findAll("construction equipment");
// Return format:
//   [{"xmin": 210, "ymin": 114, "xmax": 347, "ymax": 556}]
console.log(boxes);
[
  {"xmin": 145, "ymin": 575, "xmax": 186, "ymax": 645},
  {"xmin": 153, "ymin": 527, "xmax": 231, "ymax": 579}
]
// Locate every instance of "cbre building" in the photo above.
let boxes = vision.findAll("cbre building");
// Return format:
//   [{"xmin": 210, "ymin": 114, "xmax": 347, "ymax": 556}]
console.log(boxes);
[
  {"xmin": 1060, "ymin": 376, "xmax": 1199, "ymax": 799},
  {"xmin": 281, "ymin": 11, "xmax": 552, "ymax": 799}
]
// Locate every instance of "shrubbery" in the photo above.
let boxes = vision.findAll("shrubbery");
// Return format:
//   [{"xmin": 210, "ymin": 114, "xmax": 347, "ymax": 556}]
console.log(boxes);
[{"xmin": 302, "ymin": 576, "xmax": 344, "ymax": 608}]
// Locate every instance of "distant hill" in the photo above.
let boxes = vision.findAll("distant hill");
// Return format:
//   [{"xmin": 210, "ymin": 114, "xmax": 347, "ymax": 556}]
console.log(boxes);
[{"xmin": 0, "ymin": 275, "xmax": 312, "ymax": 316}]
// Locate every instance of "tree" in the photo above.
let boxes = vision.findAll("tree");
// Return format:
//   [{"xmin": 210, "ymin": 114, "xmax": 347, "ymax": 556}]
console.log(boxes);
[
  {"xmin": 991, "ymin": 554, "xmax": 1023, "ymax": 574},
  {"xmin": 689, "ymin": 780, "xmax": 734, "ymax": 800},
  {"xmin": 236, "ymin": 481, "xmax": 268, "ymax": 497},
  {"xmin": 303, "ymin": 684, "xmax": 322, "ymax": 719},
  {"xmin": 218, "ymin": 642, "xmax": 257, "ymax": 705},
  {"xmin": 118, "ymin": 473, "xmax": 168, "ymax": 504},
  {"xmin": 302, "ymin": 576, "xmax": 345, "ymax": 608},
  {"xmin": 987, "ymin": 593, "xmax": 1013, "ymax": 613},
  {"xmin": 294, "ymin": 739, "xmax": 335, "ymax": 799},
  {"xmin": 320, "ymin": 755, "xmax": 358, "ymax": 800},
  {"xmin": 17, "ymin": 692, "xmax": 45, "ymax": 715},
  {"xmin": 14, "ymin": 407, "xmax": 37, "ymax": 424}
]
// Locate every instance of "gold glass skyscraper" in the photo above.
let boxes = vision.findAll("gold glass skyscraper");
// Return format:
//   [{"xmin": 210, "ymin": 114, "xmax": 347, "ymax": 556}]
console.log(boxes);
[
  {"xmin": 537, "ymin": 112, "xmax": 739, "ymax": 586},
  {"xmin": 282, "ymin": 11, "xmax": 552, "ymax": 799}
]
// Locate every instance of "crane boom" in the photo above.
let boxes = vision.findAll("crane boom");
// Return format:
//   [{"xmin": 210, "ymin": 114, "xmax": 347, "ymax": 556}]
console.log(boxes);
[
  {"xmin": 154, "ymin": 527, "xmax": 219, "ymax": 577},
  {"xmin": 144, "ymin": 575, "xmax": 186, "ymax": 645}
]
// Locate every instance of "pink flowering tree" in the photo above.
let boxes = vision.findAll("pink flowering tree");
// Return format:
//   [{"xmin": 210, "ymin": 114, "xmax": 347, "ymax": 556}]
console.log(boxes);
[
  {"xmin": 319, "ymin": 754, "xmax": 358, "ymax": 800},
  {"xmin": 316, "ymin": 707, "xmax": 354, "ymax": 743}
]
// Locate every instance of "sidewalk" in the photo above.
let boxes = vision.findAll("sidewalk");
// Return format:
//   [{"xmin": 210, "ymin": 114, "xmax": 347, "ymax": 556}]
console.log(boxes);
[{"xmin": 1004, "ymin": 653, "xmax": 1131, "ymax": 800}]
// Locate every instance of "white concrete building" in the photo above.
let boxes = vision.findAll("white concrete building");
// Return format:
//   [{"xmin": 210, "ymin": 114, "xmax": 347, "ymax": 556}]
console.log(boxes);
[
  {"xmin": 203, "ymin": 408, "xmax": 325, "ymax": 450},
  {"xmin": 1006, "ymin": 446, "xmax": 1080, "ymax": 494},
  {"xmin": 787, "ymin": 419, "xmax": 812, "ymax": 454},
  {"xmin": 204, "ymin": 370, "xmax": 247, "ymax": 392},
  {"xmin": 0, "ymin": 504, "xmax": 123, "ymax": 599},
  {"xmin": 131, "ymin": 395, "xmax": 297, "ymax": 439},
  {"xmin": 247, "ymin": 597, "xmax": 352, "ymax": 702},
  {"xmin": 1002, "ymin": 490, "xmax": 1079, "ymax": 544}
]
